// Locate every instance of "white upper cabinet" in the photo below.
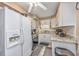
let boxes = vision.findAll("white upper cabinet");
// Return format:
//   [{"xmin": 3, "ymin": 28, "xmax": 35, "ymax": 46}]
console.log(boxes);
[
  {"xmin": 57, "ymin": 2, "xmax": 75, "ymax": 26},
  {"xmin": 62, "ymin": 2, "xmax": 75, "ymax": 26}
]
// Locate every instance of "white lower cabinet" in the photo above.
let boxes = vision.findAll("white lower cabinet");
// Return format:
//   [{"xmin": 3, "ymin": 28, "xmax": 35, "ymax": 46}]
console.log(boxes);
[{"xmin": 38, "ymin": 34, "xmax": 51, "ymax": 44}]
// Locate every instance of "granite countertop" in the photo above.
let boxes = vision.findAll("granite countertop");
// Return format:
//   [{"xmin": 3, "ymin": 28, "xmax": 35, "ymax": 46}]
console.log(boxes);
[
  {"xmin": 51, "ymin": 32, "xmax": 76, "ymax": 44},
  {"xmin": 38, "ymin": 29, "xmax": 76, "ymax": 44}
]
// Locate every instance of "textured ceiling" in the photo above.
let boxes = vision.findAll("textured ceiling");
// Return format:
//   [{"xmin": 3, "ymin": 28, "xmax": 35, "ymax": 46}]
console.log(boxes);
[{"xmin": 17, "ymin": 2, "xmax": 59, "ymax": 18}]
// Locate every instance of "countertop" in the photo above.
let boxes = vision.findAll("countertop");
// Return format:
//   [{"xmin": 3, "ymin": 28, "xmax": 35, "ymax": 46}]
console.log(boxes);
[
  {"xmin": 38, "ymin": 29, "xmax": 76, "ymax": 44},
  {"xmin": 51, "ymin": 33, "xmax": 76, "ymax": 44}
]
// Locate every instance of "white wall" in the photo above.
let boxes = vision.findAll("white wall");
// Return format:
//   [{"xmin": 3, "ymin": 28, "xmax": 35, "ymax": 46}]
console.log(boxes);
[
  {"xmin": 31, "ymin": 19, "xmax": 37, "ymax": 29},
  {"xmin": 40, "ymin": 19, "xmax": 51, "ymax": 29}
]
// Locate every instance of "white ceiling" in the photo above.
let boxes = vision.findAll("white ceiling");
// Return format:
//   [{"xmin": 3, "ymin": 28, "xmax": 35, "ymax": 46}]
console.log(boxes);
[{"xmin": 17, "ymin": 2, "xmax": 59, "ymax": 18}]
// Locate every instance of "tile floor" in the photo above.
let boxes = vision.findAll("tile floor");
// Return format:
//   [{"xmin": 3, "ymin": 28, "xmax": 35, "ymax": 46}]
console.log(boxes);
[{"xmin": 31, "ymin": 43, "xmax": 52, "ymax": 56}]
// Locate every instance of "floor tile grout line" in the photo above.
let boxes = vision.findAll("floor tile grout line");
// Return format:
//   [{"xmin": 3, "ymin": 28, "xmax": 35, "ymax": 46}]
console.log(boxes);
[{"xmin": 38, "ymin": 46, "xmax": 46, "ymax": 56}]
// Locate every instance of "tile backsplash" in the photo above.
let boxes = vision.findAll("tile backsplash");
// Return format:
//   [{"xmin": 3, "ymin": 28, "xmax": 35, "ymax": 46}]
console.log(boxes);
[{"xmin": 62, "ymin": 26, "xmax": 75, "ymax": 37}]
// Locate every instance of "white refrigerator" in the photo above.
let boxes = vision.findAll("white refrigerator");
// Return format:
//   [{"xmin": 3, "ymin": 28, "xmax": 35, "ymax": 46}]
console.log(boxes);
[
  {"xmin": 0, "ymin": 7, "xmax": 22, "ymax": 56},
  {"xmin": 0, "ymin": 7, "xmax": 32, "ymax": 56}
]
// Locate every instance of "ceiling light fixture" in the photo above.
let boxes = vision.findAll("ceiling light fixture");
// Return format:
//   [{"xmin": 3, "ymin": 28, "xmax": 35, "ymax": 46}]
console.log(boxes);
[{"xmin": 28, "ymin": 2, "xmax": 47, "ymax": 13}]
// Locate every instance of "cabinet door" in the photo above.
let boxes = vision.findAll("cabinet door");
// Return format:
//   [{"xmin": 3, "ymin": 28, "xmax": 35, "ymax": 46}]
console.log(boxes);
[{"xmin": 62, "ymin": 2, "xmax": 75, "ymax": 26}]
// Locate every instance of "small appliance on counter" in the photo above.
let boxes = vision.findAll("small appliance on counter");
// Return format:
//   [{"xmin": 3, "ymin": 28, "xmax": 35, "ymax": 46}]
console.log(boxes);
[
  {"xmin": 55, "ymin": 29, "xmax": 63, "ymax": 35},
  {"xmin": 55, "ymin": 28, "xmax": 66, "ymax": 37}
]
